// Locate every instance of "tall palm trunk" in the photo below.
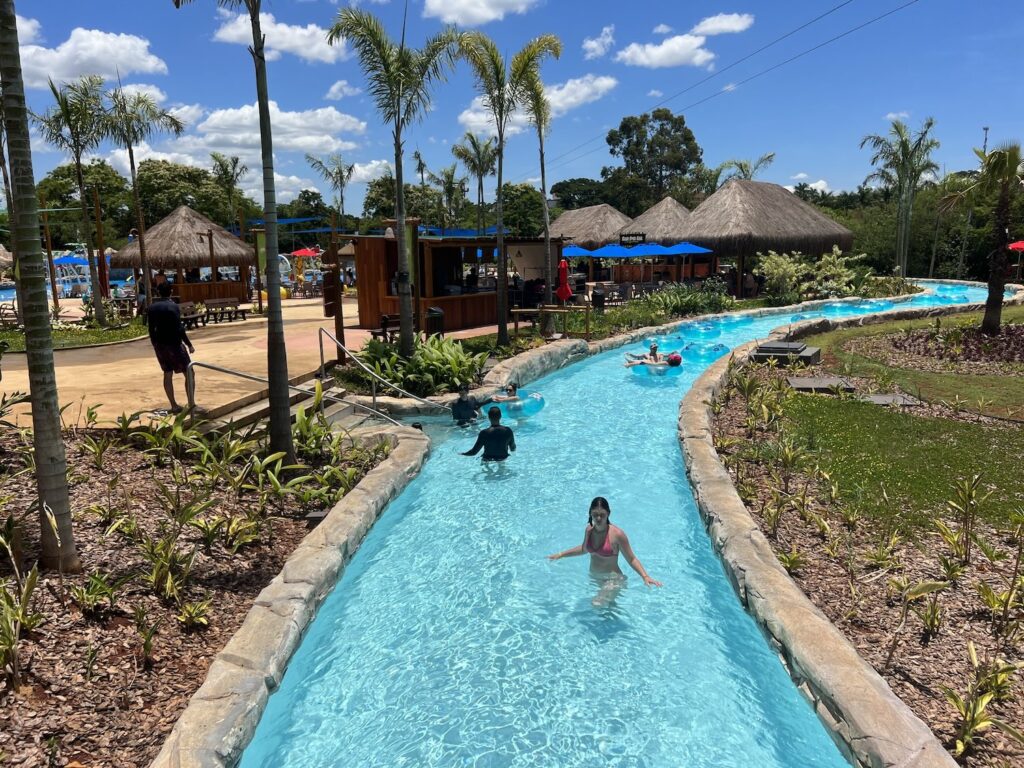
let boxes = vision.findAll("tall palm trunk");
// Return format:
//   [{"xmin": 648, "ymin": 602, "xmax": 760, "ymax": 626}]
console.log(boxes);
[
  {"xmin": 538, "ymin": 128, "xmax": 555, "ymax": 335},
  {"xmin": 476, "ymin": 174, "xmax": 484, "ymax": 235},
  {"xmin": 0, "ymin": 1, "xmax": 80, "ymax": 571},
  {"xmin": 0, "ymin": 147, "xmax": 25, "ymax": 321},
  {"xmin": 73, "ymin": 156, "xmax": 105, "ymax": 324},
  {"xmin": 249, "ymin": 8, "xmax": 294, "ymax": 462},
  {"xmin": 981, "ymin": 184, "xmax": 1010, "ymax": 335},
  {"xmin": 495, "ymin": 129, "xmax": 509, "ymax": 346},
  {"xmin": 393, "ymin": 130, "xmax": 414, "ymax": 357},
  {"xmin": 127, "ymin": 144, "xmax": 153, "ymax": 308}
]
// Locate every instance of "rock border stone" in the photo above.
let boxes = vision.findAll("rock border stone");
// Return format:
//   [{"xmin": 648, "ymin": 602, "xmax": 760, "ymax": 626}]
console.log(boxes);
[
  {"xmin": 678, "ymin": 283, "xmax": 1023, "ymax": 768},
  {"xmin": 149, "ymin": 425, "xmax": 429, "ymax": 768}
]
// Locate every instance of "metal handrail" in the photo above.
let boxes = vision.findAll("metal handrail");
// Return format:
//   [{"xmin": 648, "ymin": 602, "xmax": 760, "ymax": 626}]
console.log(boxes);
[
  {"xmin": 317, "ymin": 328, "xmax": 452, "ymax": 413},
  {"xmin": 186, "ymin": 360, "xmax": 402, "ymax": 427}
]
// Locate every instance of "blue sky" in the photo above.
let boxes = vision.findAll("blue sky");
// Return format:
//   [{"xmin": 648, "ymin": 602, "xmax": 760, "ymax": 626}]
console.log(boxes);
[{"xmin": 11, "ymin": 0, "xmax": 1024, "ymax": 215}]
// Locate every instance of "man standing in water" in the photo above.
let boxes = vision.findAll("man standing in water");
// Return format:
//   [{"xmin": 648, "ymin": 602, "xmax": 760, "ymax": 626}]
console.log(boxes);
[
  {"xmin": 462, "ymin": 407, "xmax": 516, "ymax": 461},
  {"xmin": 451, "ymin": 383, "xmax": 490, "ymax": 426}
]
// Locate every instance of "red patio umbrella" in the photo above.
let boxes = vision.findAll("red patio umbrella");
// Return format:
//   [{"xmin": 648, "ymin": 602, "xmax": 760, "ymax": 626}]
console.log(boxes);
[
  {"xmin": 1008, "ymin": 241, "xmax": 1024, "ymax": 252},
  {"xmin": 291, "ymin": 247, "xmax": 319, "ymax": 257},
  {"xmin": 555, "ymin": 258, "xmax": 573, "ymax": 302}
]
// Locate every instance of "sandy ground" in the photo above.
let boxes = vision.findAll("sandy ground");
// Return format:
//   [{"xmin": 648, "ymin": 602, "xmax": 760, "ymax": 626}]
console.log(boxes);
[{"xmin": 2, "ymin": 297, "xmax": 498, "ymax": 425}]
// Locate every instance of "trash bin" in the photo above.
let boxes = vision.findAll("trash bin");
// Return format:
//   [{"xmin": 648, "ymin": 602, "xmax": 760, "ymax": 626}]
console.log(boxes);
[
  {"xmin": 591, "ymin": 287, "xmax": 605, "ymax": 313},
  {"xmin": 426, "ymin": 306, "xmax": 445, "ymax": 337}
]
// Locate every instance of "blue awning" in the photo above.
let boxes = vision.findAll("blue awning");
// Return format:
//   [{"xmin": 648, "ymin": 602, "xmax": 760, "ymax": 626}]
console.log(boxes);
[
  {"xmin": 53, "ymin": 255, "xmax": 89, "ymax": 266},
  {"xmin": 585, "ymin": 242, "xmax": 713, "ymax": 258}
]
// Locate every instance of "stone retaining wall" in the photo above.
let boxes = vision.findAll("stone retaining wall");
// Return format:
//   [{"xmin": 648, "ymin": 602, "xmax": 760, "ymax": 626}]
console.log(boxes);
[
  {"xmin": 149, "ymin": 425, "xmax": 430, "ymax": 768},
  {"xmin": 675, "ymin": 288, "xmax": 1024, "ymax": 768}
]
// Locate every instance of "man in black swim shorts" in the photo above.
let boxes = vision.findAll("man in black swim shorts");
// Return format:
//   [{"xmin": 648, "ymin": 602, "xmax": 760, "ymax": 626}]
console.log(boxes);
[
  {"xmin": 451, "ymin": 383, "xmax": 490, "ymax": 425},
  {"xmin": 462, "ymin": 407, "xmax": 516, "ymax": 461}
]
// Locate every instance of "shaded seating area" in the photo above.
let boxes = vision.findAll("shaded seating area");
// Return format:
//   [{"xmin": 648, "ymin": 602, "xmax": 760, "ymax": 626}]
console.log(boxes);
[{"xmin": 111, "ymin": 205, "xmax": 255, "ymax": 306}]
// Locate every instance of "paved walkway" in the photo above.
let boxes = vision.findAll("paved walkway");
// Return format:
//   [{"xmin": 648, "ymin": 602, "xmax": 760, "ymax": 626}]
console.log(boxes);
[{"xmin": 3, "ymin": 298, "xmax": 498, "ymax": 425}]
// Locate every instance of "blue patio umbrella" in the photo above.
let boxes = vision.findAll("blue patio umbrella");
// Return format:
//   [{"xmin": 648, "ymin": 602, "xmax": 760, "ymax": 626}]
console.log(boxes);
[{"xmin": 563, "ymin": 245, "xmax": 592, "ymax": 257}]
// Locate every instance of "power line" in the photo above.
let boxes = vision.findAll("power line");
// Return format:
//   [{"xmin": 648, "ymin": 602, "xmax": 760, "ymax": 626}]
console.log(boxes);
[
  {"xmin": 542, "ymin": 0, "xmax": 857, "ymax": 172},
  {"xmin": 530, "ymin": 0, "xmax": 922, "ymax": 181}
]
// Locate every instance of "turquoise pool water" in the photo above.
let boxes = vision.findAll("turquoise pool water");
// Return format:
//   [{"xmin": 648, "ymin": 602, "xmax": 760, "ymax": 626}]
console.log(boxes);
[{"xmin": 240, "ymin": 284, "xmax": 991, "ymax": 768}]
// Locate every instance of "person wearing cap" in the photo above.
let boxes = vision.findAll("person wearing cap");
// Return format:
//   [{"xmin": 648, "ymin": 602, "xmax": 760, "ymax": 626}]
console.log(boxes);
[
  {"xmin": 451, "ymin": 383, "xmax": 490, "ymax": 426},
  {"xmin": 625, "ymin": 341, "xmax": 665, "ymax": 367}
]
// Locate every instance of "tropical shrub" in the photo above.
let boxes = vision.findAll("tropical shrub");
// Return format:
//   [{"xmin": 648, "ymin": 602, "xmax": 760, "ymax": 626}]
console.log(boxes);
[
  {"xmin": 754, "ymin": 251, "xmax": 806, "ymax": 305},
  {"xmin": 808, "ymin": 246, "xmax": 863, "ymax": 298},
  {"xmin": 354, "ymin": 335, "xmax": 489, "ymax": 397}
]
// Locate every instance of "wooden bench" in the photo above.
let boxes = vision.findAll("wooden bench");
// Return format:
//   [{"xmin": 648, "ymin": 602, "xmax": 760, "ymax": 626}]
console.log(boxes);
[
  {"xmin": 178, "ymin": 301, "xmax": 206, "ymax": 330},
  {"xmin": 204, "ymin": 298, "xmax": 247, "ymax": 323}
]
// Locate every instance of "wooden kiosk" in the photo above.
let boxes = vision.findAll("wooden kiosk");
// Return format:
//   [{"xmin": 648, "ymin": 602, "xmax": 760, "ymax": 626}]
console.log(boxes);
[{"xmin": 354, "ymin": 224, "xmax": 563, "ymax": 333}]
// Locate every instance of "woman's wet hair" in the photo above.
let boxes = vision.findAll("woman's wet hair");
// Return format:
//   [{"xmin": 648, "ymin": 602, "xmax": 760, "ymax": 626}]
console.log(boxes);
[{"xmin": 588, "ymin": 496, "xmax": 611, "ymax": 524}]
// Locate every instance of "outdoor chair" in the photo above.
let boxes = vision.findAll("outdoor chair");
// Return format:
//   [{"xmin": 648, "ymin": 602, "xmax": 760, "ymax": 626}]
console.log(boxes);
[
  {"xmin": 0, "ymin": 303, "xmax": 19, "ymax": 329},
  {"xmin": 204, "ymin": 298, "xmax": 247, "ymax": 323},
  {"xmin": 178, "ymin": 301, "xmax": 206, "ymax": 330}
]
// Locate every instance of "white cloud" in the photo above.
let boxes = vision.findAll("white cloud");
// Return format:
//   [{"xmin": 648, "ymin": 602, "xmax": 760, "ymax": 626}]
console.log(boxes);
[
  {"xmin": 653, "ymin": 24, "xmax": 672, "ymax": 35},
  {"xmin": 885, "ymin": 111, "xmax": 910, "ymax": 121},
  {"xmin": 690, "ymin": 13, "xmax": 755, "ymax": 36},
  {"xmin": 102, "ymin": 141, "xmax": 203, "ymax": 177},
  {"xmin": 243, "ymin": 172, "xmax": 316, "ymax": 204},
  {"xmin": 722, "ymin": 82, "xmax": 737, "ymax": 92},
  {"xmin": 648, "ymin": 89, "xmax": 663, "ymax": 98},
  {"xmin": 458, "ymin": 74, "xmax": 618, "ymax": 137},
  {"xmin": 168, "ymin": 104, "xmax": 206, "ymax": 125},
  {"xmin": 213, "ymin": 10, "xmax": 349, "ymax": 64},
  {"xmin": 19, "ymin": 25, "xmax": 168, "ymax": 89},
  {"xmin": 16, "ymin": 15, "xmax": 41, "ymax": 44},
  {"xmin": 423, "ymin": 0, "xmax": 539, "ymax": 25},
  {"xmin": 582, "ymin": 25, "xmax": 615, "ymax": 60},
  {"xmin": 350, "ymin": 159, "xmax": 393, "ymax": 184},
  {"xmin": 119, "ymin": 83, "xmax": 167, "ymax": 104},
  {"xmin": 193, "ymin": 101, "xmax": 365, "ymax": 153},
  {"xmin": 325, "ymin": 80, "xmax": 362, "ymax": 100},
  {"xmin": 809, "ymin": 179, "xmax": 830, "ymax": 193},
  {"xmin": 790, "ymin": 172, "xmax": 809, "ymax": 180},
  {"xmin": 615, "ymin": 34, "xmax": 715, "ymax": 69}
]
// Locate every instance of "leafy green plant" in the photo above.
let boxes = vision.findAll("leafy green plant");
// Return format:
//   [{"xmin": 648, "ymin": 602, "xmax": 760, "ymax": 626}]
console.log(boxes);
[
  {"xmin": 354, "ymin": 335, "xmax": 489, "ymax": 397},
  {"xmin": 947, "ymin": 474, "xmax": 992, "ymax": 565},
  {"xmin": 114, "ymin": 410, "xmax": 142, "ymax": 442},
  {"xmin": 176, "ymin": 598, "xmax": 211, "ymax": 630},
  {"xmin": 0, "ymin": 514, "xmax": 44, "ymax": 688},
  {"xmin": 133, "ymin": 606, "xmax": 160, "ymax": 669},
  {"xmin": 222, "ymin": 516, "xmax": 262, "ymax": 554},
  {"xmin": 68, "ymin": 571, "xmax": 134, "ymax": 616},
  {"xmin": 942, "ymin": 641, "xmax": 1024, "ymax": 757},
  {"xmin": 883, "ymin": 579, "xmax": 948, "ymax": 671},
  {"xmin": 864, "ymin": 531, "xmax": 902, "ymax": 571},
  {"xmin": 190, "ymin": 515, "xmax": 227, "ymax": 555},
  {"xmin": 132, "ymin": 411, "xmax": 205, "ymax": 467},
  {"xmin": 938, "ymin": 555, "xmax": 965, "ymax": 586},
  {"xmin": 80, "ymin": 432, "xmax": 116, "ymax": 470},
  {"xmin": 754, "ymin": 250, "xmax": 806, "ymax": 305},
  {"xmin": 777, "ymin": 546, "xmax": 805, "ymax": 575}
]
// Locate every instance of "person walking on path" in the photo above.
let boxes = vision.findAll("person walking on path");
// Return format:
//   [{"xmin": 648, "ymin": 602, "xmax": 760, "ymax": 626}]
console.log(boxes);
[
  {"xmin": 462, "ymin": 406, "xmax": 516, "ymax": 461},
  {"xmin": 148, "ymin": 282, "xmax": 195, "ymax": 413}
]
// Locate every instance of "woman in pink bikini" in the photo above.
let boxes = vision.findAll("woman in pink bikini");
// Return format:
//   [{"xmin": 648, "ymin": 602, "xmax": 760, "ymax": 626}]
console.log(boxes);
[{"xmin": 548, "ymin": 497, "xmax": 662, "ymax": 604}]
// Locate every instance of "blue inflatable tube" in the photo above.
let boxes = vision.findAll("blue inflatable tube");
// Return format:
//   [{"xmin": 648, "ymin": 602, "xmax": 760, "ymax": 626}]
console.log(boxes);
[
  {"xmin": 629, "ymin": 362, "xmax": 684, "ymax": 377},
  {"xmin": 493, "ymin": 390, "xmax": 545, "ymax": 418}
]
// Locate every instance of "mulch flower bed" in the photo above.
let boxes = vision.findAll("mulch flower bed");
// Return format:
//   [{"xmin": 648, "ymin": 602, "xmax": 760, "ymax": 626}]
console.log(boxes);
[
  {"xmin": 889, "ymin": 320, "xmax": 1024, "ymax": 368},
  {"xmin": 712, "ymin": 364, "xmax": 1023, "ymax": 767},
  {"xmin": 0, "ymin": 420, "xmax": 388, "ymax": 767}
]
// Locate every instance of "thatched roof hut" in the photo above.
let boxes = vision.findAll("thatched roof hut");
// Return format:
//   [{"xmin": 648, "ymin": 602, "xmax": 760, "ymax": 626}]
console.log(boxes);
[
  {"xmin": 679, "ymin": 179, "xmax": 853, "ymax": 259},
  {"xmin": 548, "ymin": 203, "xmax": 632, "ymax": 249},
  {"xmin": 0, "ymin": 243, "xmax": 12, "ymax": 269},
  {"xmin": 110, "ymin": 205, "xmax": 254, "ymax": 269},
  {"xmin": 618, "ymin": 196, "xmax": 690, "ymax": 245}
]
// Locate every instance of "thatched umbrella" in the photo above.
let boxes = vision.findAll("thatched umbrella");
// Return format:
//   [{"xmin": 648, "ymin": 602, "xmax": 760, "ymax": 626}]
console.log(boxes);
[
  {"xmin": 617, "ymin": 196, "xmax": 690, "ymax": 245},
  {"xmin": 548, "ymin": 203, "xmax": 632, "ymax": 249},
  {"xmin": 679, "ymin": 179, "xmax": 853, "ymax": 298},
  {"xmin": 110, "ymin": 205, "xmax": 254, "ymax": 269},
  {"xmin": 680, "ymin": 179, "xmax": 853, "ymax": 259},
  {"xmin": 0, "ymin": 243, "xmax": 12, "ymax": 270}
]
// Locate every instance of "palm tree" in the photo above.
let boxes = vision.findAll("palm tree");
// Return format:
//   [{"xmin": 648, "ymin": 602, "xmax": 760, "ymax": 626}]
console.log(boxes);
[
  {"xmin": 0, "ymin": 1, "xmax": 80, "ymax": 571},
  {"xmin": 451, "ymin": 131, "xmax": 496, "ymax": 235},
  {"xmin": 861, "ymin": 118, "xmax": 940, "ymax": 276},
  {"xmin": 0, "ymin": 97, "xmax": 25, "ymax": 321},
  {"xmin": 32, "ymin": 76, "xmax": 107, "ymax": 325},
  {"xmin": 459, "ymin": 32, "xmax": 562, "ymax": 346},
  {"xmin": 522, "ymin": 73, "xmax": 556, "ymax": 333},
  {"xmin": 963, "ymin": 143, "xmax": 1023, "ymax": 334},
  {"xmin": 106, "ymin": 84, "xmax": 185, "ymax": 310},
  {"xmin": 305, "ymin": 152, "xmax": 354, "ymax": 218},
  {"xmin": 721, "ymin": 151, "xmax": 776, "ymax": 181},
  {"xmin": 328, "ymin": 8, "xmax": 459, "ymax": 357},
  {"xmin": 174, "ymin": 0, "xmax": 294, "ymax": 462},
  {"xmin": 428, "ymin": 163, "xmax": 467, "ymax": 234},
  {"xmin": 210, "ymin": 151, "xmax": 248, "ymax": 225},
  {"xmin": 412, "ymin": 149, "xmax": 427, "ymax": 188}
]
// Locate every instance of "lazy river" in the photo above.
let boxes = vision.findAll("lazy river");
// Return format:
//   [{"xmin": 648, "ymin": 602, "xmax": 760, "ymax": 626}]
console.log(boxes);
[{"xmin": 240, "ymin": 283, "xmax": 993, "ymax": 768}]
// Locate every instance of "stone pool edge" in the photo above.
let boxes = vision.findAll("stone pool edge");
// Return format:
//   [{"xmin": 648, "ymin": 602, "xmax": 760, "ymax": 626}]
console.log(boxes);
[
  {"xmin": 148, "ymin": 424, "xmax": 430, "ymax": 768},
  {"xmin": 676, "ymin": 288, "xmax": 1024, "ymax": 768}
]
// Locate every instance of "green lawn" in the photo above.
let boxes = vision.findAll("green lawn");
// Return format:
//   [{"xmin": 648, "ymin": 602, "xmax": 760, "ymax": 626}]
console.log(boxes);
[
  {"xmin": 802, "ymin": 305, "xmax": 1024, "ymax": 419},
  {"xmin": 784, "ymin": 394, "xmax": 1024, "ymax": 530},
  {"xmin": 0, "ymin": 319, "xmax": 147, "ymax": 352}
]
